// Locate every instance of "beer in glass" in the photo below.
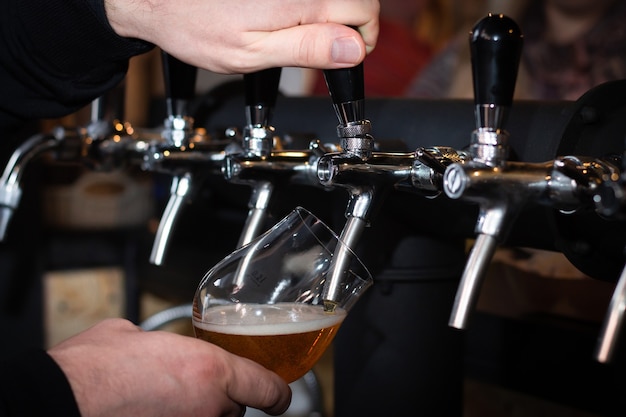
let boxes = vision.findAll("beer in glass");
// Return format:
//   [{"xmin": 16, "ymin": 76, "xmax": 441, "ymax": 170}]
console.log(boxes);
[{"xmin": 192, "ymin": 207, "xmax": 372, "ymax": 382}]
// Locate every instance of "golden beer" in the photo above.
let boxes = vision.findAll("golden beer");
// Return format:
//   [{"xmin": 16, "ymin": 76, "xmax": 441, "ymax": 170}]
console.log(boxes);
[{"xmin": 193, "ymin": 302, "xmax": 346, "ymax": 383}]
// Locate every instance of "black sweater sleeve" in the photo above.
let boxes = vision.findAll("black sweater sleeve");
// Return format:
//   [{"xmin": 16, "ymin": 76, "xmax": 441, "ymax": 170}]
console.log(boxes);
[
  {"xmin": 0, "ymin": 349, "xmax": 82, "ymax": 417},
  {"xmin": 0, "ymin": 0, "xmax": 153, "ymax": 131}
]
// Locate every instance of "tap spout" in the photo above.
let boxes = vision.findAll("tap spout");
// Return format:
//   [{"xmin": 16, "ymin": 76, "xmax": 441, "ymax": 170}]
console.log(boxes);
[
  {"xmin": 595, "ymin": 263, "xmax": 626, "ymax": 363},
  {"xmin": 449, "ymin": 232, "xmax": 498, "ymax": 329},
  {"xmin": 237, "ymin": 181, "xmax": 274, "ymax": 247},
  {"xmin": 150, "ymin": 173, "xmax": 192, "ymax": 265},
  {"xmin": 322, "ymin": 207, "xmax": 368, "ymax": 309},
  {"xmin": 0, "ymin": 133, "xmax": 60, "ymax": 240}
]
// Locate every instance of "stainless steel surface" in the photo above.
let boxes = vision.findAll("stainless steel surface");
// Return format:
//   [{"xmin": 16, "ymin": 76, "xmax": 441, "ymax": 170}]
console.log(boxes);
[
  {"xmin": 0, "ymin": 133, "xmax": 60, "ymax": 240},
  {"xmin": 449, "ymin": 233, "xmax": 498, "ymax": 329},
  {"xmin": 237, "ymin": 181, "xmax": 274, "ymax": 247},
  {"xmin": 474, "ymin": 104, "xmax": 508, "ymax": 131},
  {"xmin": 322, "ymin": 215, "xmax": 367, "ymax": 307},
  {"xmin": 469, "ymin": 128, "xmax": 509, "ymax": 167},
  {"xmin": 595, "ymin": 263, "xmax": 626, "ymax": 363},
  {"xmin": 150, "ymin": 173, "xmax": 192, "ymax": 265},
  {"xmin": 332, "ymin": 100, "xmax": 365, "ymax": 127}
]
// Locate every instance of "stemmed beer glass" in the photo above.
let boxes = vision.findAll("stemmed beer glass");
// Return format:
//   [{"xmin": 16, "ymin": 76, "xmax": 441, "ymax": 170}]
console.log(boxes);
[{"xmin": 192, "ymin": 207, "xmax": 372, "ymax": 383}]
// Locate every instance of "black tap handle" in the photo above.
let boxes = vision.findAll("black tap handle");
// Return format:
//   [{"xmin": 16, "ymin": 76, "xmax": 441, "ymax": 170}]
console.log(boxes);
[
  {"xmin": 244, "ymin": 68, "xmax": 282, "ymax": 109},
  {"xmin": 161, "ymin": 52, "xmax": 198, "ymax": 116},
  {"xmin": 322, "ymin": 63, "xmax": 365, "ymax": 107},
  {"xmin": 470, "ymin": 14, "xmax": 523, "ymax": 107}
]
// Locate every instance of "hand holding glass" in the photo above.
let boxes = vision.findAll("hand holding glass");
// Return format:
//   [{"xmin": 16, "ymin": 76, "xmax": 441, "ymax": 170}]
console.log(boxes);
[{"xmin": 192, "ymin": 207, "xmax": 372, "ymax": 383}]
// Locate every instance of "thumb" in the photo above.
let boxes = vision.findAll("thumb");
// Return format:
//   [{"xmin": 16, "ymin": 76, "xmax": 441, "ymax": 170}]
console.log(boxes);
[{"xmin": 244, "ymin": 24, "xmax": 370, "ymax": 72}]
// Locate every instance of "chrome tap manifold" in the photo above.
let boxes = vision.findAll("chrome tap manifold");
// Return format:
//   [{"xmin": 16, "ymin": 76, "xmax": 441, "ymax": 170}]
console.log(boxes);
[{"xmin": 0, "ymin": 53, "xmax": 232, "ymax": 269}]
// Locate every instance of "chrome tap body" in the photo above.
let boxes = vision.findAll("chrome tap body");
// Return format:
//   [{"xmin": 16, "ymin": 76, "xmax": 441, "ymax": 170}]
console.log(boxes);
[{"xmin": 222, "ymin": 67, "xmax": 332, "ymax": 246}]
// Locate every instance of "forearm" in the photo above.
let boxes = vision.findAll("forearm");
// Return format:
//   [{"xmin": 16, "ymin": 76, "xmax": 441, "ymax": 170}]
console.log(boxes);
[
  {"xmin": 0, "ymin": 0, "xmax": 152, "ymax": 130},
  {"xmin": 0, "ymin": 349, "xmax": 81, "ymax": 417}
]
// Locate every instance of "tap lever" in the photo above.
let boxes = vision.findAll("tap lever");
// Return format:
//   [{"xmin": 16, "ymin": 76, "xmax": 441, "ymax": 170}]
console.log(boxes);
[
  {"xmin": 244, "ymin": 68, "xmax": 282, "ymax": 121},
  {"xmin": 322, "ymin": 55, "xmax": 369, "ymax": 149},
  {"xmin": 161, "ymin": 52, "xmax": 198, "ymax": 147},
  {"xmin": 469, "ymin": 14, "xmax": 522, "ymax": 167},
  {"xmin": 323, "ymin": 62, "xmax": 372, "ymax": 157},
  {"xmin": 470, "ymin": 13, "xmax": 523, "ymax": 118},
  {"xmin": 242, "ymin": 68, "xmax": 282, "ymax": 157},
  {"xmin": 162, "ymin": 52, "xmax": 198, "ymax": 117},
  {"xmin": 322, "ymin": 63, "xmax": 365, "ymax": 124}
]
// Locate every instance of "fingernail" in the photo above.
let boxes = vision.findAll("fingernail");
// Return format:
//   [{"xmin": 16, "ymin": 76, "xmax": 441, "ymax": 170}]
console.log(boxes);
[{"xmin": 331, "ymin": 37, "xmax": 362, "ymax": 64}]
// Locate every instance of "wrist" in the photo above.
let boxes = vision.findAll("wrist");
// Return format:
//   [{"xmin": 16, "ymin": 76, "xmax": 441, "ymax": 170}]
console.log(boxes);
[{"xmin": 104, "ymin": 0, "xmax": 155, "ymax": 41}]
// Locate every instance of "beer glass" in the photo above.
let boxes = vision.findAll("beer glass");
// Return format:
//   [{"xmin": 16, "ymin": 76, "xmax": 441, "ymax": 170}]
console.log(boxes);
[{"xmin": 192, "ymin": 207, "xmax": 372, "ymax": 383}]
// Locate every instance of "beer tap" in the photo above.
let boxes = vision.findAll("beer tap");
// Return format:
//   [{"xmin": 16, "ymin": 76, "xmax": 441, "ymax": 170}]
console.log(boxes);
[
  {"xmin": 223, "ymin": 68, "xmax": 332, "ymax": 246},
  {"xmin": 593, "ymin": 153, "xmax": 626, "ymax": 363},
  {"xmin": 228, "ymin": 67, "xmax": 281, "ymax": 247},
  {"xmin": 441, "ymin": 14, "xmax": 624, "ymax": 330},
  {"xmin": 0, "ymin": 94, "xmax": 122, "ymax": 241},
  {"xmin": 149, "ymin": 53, "xmax": 203, "ymax": 265},
  {"xmin": 0, "ymin": 52, "xmax": 230, "ymax": 256},
  {"xmin": 317, "ymin": 62, "xmax": 418, "ymax": 309},
  {"xmin": 442, "ymin": 13, "xmax": 524, "ymax": 329}
]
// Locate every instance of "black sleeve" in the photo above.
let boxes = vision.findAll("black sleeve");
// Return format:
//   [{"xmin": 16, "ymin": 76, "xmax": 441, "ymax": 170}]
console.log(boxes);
[
  {"xmin": 0, "ymin": 0, "xmax": 154, "ymax": 132},
  {"xmin": 0, "ymin": 349, "xmax": 82, "ymax": 417}
]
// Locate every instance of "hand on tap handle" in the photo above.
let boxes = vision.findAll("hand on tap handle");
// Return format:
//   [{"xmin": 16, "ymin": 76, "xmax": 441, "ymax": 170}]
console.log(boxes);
[{"xmin": 322, "ymin": 59, "xmax": 372, "ymax": 159}]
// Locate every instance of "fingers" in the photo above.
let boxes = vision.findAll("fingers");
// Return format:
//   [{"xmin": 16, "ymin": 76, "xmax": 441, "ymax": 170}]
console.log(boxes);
[
  {"xmin": 235, "ymin": 0, "xmax": 379, "ymax": 72},
  {"xmin": 107, "ymin": 0, "xmax": 379, "ymax": 74},
  {"xmin": 223, "ymin": 356, "xmax": 292, "ymax": 415},
  {"xmin": 297, "ymin": 0, "xmax": 380, "ymax": 54},
  {"xmin": 232, "ymin": 24, "xmax": 366, "ymax": 72}
]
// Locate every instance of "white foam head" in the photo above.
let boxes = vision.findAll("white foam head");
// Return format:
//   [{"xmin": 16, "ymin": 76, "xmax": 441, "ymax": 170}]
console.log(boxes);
[{"xmin": 193, "ymin": 302, "xmax": 346, "ymax": 335}]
